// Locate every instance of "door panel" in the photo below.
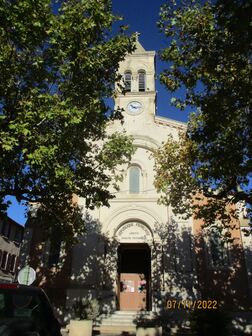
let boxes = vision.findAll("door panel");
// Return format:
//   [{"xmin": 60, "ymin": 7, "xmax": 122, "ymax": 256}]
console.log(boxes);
[{"xmin": 119, "ymin": 273, "xmax": 147, "ymax": 310}]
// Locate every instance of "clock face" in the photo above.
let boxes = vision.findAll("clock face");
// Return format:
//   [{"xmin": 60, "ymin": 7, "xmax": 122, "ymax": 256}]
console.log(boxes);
[{"xmin": 127, "ymin": 101, "xmax": 143, "ymax": 114}]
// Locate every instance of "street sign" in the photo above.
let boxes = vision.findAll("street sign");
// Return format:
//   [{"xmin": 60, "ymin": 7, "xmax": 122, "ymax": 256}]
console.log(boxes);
[{"xmin": 17, "ymin": 266, "xmax": 36, "ymax": 286}]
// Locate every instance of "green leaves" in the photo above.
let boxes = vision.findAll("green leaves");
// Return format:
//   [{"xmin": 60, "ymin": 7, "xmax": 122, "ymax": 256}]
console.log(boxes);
[
  {"xmin": 0, "ymin": 0, "xmax": 135, "ymax": 241},
  {"xmin": 158, "ymin": 0, "xmax": 252, "ymax": 227},
  {"xmin": 153, "ymin": 133, "xmax": 197, "ymax": 218}
]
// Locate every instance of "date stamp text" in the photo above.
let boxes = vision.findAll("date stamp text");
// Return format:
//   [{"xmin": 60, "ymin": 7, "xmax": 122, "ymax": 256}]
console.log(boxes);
[{"xmin": 166, "ymin": 299, "xmax": 218, "ymax": 310}]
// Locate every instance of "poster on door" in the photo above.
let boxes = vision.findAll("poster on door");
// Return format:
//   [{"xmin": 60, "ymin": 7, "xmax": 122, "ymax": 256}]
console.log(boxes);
[{"xmin": 122, "ymin": 280, "xmax": 135, "ymax": 292}]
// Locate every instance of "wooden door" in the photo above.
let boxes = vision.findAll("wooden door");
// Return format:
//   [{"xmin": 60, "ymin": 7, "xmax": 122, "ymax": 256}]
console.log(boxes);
[{"xmin": 119, "ymin": 273, "xmax": 147, "ymax": 310}]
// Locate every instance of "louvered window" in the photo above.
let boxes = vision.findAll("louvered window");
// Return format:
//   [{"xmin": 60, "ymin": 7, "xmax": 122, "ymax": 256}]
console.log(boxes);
[
  {"xmin": 205, "ymin": 225, "xmax": 229, "ymax": 268},
  {"xmin": 1, "ymin": 251, "xmax": 8, "ymax": 270},
  {"xmin": 9, "ymin": 255, "xmax": 16, "ymax": 272},
  {"xmin": 138, "ymin": 71, "xmax": 146, "ymax": 92},
  {"xmin": 124, "ymin": 71, "xmax": 132, "ymax": 92},
  {"xmin": 48, "ymin": 228, "xmax": 62, "ymax": 267}
]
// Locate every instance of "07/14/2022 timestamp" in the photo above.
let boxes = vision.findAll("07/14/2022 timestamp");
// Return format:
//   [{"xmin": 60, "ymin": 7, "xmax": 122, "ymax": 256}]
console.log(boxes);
[{"xmin": 166, "ymin": 300, "xmax": 218, "ymax": 310}]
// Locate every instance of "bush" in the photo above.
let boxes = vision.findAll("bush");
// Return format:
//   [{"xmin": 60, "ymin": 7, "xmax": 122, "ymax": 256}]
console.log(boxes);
[
  {"xmin": 72, "ymin": 298, "xmax": 100, "ymax": 320},
  {"xmin": 189, "ymin": 309, "xmax": 230, "ymax": 336}
]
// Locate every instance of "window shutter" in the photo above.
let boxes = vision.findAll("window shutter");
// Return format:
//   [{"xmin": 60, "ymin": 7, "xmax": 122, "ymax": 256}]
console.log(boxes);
[
  {"xmin": 124, "ymin": 71, "xmax": 132, "ymax": 92},
  {"xmin": 1, "ymin": 251, "xmax": 8, "ymax": 270},
  {"xmin": 138, "ymin": 71, "xmax": 146, "ymax": 91},
  {"xmin": 205, "ymin": 225, "xmax": 229, "ymax": 268}
]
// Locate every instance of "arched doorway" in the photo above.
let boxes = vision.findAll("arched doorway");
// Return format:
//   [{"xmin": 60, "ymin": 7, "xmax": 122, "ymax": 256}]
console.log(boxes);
[
  {"xmin": 114, "ymin": 221, "xmax": 153, "ymax": 311},
  {"xmin": 118, "ymin": 243, "xmax": 151, "ymax": 311}
]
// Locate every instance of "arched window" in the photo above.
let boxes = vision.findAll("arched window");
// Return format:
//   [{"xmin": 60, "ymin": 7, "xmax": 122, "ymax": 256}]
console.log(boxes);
[
  {"xmin": 205, "ymin": 224, "xmax": 229, "ymax": 268},
  {"xmin": 124, "ymin": 71, "xmax": 132, "ymax": 92},
  {"xmin": 1, "ymin": 251, "xmax": 8, "ymax": 270},
  {"xmin": 48, "ymin": 228, "xmax": 62, "ymax": 267},
  {"xmin": 138, "ymin": 70, "xmax": 146, "ymax": 92},
  {"xmin": 129, "ymin": 166, "xmax": 140, "ymax": 193},
  {"xmin": 9, "ymin": 255, "xmax": 16, "ymax": 272}
]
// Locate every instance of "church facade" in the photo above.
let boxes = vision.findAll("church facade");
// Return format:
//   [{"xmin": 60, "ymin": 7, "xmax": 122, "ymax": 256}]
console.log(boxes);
[
  {"xmin": 68, "ymin": 40, "xmax": 197, "ymax": 314},
  {"xmin": 21, "ymin": 41, "xmax": 252, "ymax": 324}
]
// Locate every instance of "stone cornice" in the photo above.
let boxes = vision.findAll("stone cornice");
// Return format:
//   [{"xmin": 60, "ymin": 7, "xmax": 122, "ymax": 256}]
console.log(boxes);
[
  {"xmin": 125, "ymin": 51, "xmax": 155, "ymax": 57},
  {"xmin": 154, "ymin": 115, "xmax": 186, "ymax": 130},
  {"xmin": 116, "ymin": 91, "xmax": 156, "ymax": 97},
  {"xmin": 109, "ymin": 196, "xmax": 159, "ymax": 202}
]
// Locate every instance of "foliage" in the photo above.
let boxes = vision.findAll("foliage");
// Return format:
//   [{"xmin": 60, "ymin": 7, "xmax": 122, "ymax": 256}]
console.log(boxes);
[
  {"xmin": 72, "ymin": 297, "xmax": 100, "ymax": 320},
  {"xmin": 153, "ymin": 133, "xmax": 197, "ymax": 218},
  {"xmin": 0, "ymin": 0, "xmax": 136, "ymax": 241},
  {"xmin": 156, "ymin": 0, "xmax": 252, "ymax": 227},
  {"xmin": 189, "ymin": 309, "xmax": 230, "ymax": 336},
  {"xmin": 154, "ymin": 134, "xmax": 238, "ymax": 228}
]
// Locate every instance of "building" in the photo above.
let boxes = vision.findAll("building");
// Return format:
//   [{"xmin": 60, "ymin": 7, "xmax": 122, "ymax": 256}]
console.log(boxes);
[
  {"xmin": 21, "ymin": 40, "xmax": 252, "ymax": 331},
  {"xmin": 67, "ymin": 39, "xmax": 198, "ymax": 313},
  {"xmin": 0, "ymin": 216, "xmax": 24, "ymax": 283}
]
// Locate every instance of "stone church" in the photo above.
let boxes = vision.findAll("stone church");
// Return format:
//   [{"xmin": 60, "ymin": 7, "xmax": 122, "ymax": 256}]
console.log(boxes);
[{"xmin": 21, "ymin": 40, "xmax": 252, "ymax": 330}]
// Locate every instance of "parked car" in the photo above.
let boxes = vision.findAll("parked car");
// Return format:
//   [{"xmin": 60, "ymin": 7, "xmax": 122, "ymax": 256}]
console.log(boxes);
[{"xmin": 0, "ymin": 283, "xmax": 62, "ymax": 336}]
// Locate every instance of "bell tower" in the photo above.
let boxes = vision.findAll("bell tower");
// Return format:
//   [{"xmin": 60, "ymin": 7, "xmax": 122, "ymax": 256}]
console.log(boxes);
[{"xmin": 115, "ymin": 36, "xmax": 156, "ymax": 123}]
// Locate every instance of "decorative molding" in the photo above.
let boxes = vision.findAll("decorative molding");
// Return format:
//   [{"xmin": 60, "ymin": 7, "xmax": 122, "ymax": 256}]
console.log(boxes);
[
  {"xmin": 114, "ymin": 221, "xmax": 153, "ymax": 243},
  {"xmin": 154, "ymin": 116, "xmax": 186, "ymax": 130}
]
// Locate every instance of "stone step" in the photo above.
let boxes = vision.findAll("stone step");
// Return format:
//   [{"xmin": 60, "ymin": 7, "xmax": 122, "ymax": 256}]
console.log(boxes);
[
  {"xmin": 94, "ymin": 334, "xmax": 135, "ymax": 336},
  {"xmin": 93, "ymin": 310, "xmax": 161, "ymax": 336},
  {"xmin": 96, "ymin": 311, "xmax": 157, "ymax": 327},
  {"xmin": 98, "ymin": 316, "xmax": 139, "ymax": 321},
  {"xmin": 111, "ymin": 313, "xmax": 155, "ymax": 318},
  {"xmin": 100, "ymin": 315, "xmax": 137, "ymax": 318},
  {"xmin": 99, "ymin": 322, "xmax": 136, "ymax": 326},
  {"xmin": 97, "ymin": 316, "xmax": 136, "ymax": 321},
  {"xmin": 94, "ymin": 325, "xmax": 136, "ymax": 334},
  {"xmin": 98, "ymin": 311, "xmax": 156, "ymax": 318},
  {"xmin": 111, "ymin": 310, "xmax": 152, "ymax": 314},
  {"xmin": 94, "ymin": 325, "xmax": 164, "ymax": 336}
]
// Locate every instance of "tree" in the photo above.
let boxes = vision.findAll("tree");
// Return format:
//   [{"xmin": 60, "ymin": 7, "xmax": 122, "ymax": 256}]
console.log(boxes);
[
  {"xmin": 155, "ymin": 0, "xmax": 252, "ymax": 227},
  {"xmin": 0, "ymin": 0, "xmax": 135, "ymax": 242}
]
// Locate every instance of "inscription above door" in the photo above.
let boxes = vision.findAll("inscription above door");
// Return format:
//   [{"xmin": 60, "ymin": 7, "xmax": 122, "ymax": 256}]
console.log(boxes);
[{"xmin": 115, "ymin": 222, "xmax": 152, "ymax": 243}]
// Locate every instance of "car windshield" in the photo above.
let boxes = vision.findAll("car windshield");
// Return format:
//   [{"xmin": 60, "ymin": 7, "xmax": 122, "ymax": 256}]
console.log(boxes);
[
  {"xmin": 0, "ymin": 290, "xmax": 42, "ymax": 319},
  {"xmin": 0, "ymin": 288, "xmax": 51, "ymax": 321},
  {"xmin": 0, "ymin": 286, "xmax": 60, "ymax": 336}
]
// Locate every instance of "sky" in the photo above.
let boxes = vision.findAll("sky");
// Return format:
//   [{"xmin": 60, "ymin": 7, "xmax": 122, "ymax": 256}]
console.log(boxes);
[{"xmin": 7, "ymin": 0, "xmax": 192, "ymax": 226}]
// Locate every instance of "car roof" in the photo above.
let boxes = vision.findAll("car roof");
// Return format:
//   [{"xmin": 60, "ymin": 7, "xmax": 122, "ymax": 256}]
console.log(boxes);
[{"xmin": 0, "ymin": 283, "xmax": 45, "ymax": 293}]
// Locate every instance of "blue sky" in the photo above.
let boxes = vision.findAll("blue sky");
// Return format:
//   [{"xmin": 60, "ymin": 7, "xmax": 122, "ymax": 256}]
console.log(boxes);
[{"xmin": 7, "ymin": 0, "xmax": 192, "ymax": 225}]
